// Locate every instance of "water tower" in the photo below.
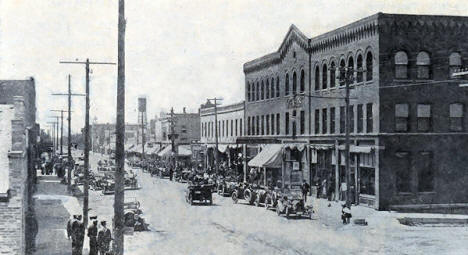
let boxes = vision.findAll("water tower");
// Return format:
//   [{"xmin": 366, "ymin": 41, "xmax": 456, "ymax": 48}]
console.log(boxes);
[{"xmin": 138, "ymin": 97, "xmax": 147, "ymax": 157}]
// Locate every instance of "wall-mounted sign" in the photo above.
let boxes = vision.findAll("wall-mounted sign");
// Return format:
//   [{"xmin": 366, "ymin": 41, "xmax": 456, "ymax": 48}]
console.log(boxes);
[
  {"xmin": 287, "ymin": 94, "xmax": 305, "ymax": 109},
  {"xmin": 292, "ymin": 161, "xmax": 300, "ymax": 170}
]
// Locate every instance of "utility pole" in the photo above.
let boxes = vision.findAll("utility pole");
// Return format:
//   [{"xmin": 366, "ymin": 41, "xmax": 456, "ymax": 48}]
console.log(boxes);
[
  {"xmin": 51, "ymin": 110, "xmax": 72, "ymax": 155},
  {"xmin": 47, "ymin": 121, "xmax": 57, "ymax": 153},
  {"xmin": 207, "ymin": 97, "xmax": 223, "ymax": 175},
  {"xmin": 114, "ymin": 0, "xmax": 126, "ymax": 253},
  {"xmin": 49, "ymin": 116, "xmax": 60, "ymax": 154},
  {"xmin": 169, "ymin": 107, "xmax": 177, "ymax": 170},
  {"xmin": 59, "ymin": 60, "xmax": 115, "ymax": 232},
  {"xmin": 52, "ymin": 75, "xmax": 85, "ymax": 191},
  {"xmin": 303, "ymin": 67, "xmax": 362, "ymax": 207}
]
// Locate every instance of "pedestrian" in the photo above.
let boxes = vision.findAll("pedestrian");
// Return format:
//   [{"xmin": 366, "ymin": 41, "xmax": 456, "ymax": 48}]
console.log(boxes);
[
  {"xmin": 328, "ymin": 175, "xmax": 335, "ymax": 201},
  {"xmin": 341, "ymin": 204, "xmax": 352, "ymax": 224},
  {"xmin": 71, "ymin": 215, "xmax": 82, "ymax": 255},
  {"xmin": 321, "ymin": 178, "xmax": 327, "ymax": 199},
  {"xmin": 316, "ymin": 178, "xmax": 322, "ymax": 198},
  {"xmin": 67, "ymin": 215, "xmax": 75, "ymax": 240},
  {"xmin": 88, "ymin": 216, "xmax": 99, "ymax": 255},
  {"xmin": 98, "ymin": 221, "xmax": 112, "ymax": 255},
  {"xmin": 301, "ymin": 180, "xmax": 310, "ymax": 203},
  {"xmin": 169, "ymin": 167, "xmax": 174, "ymax": 181}
]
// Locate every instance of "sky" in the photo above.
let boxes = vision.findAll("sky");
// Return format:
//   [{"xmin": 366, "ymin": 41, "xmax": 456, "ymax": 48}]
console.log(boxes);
[{"xmin": 1, "ymin": 0, "xmax": 467, "ymax": 133}]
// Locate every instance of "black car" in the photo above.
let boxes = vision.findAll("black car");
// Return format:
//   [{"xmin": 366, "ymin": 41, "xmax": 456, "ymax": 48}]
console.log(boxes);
[{"xmin": 185, "ymin": 183, "xmax": 214, "ymax": 205}]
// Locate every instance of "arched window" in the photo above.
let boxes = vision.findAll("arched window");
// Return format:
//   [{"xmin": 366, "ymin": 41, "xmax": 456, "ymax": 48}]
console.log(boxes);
[
  {"xmin": 271, "ymin": 78, "xmax": 275, "ymax": 98},
  {"xmin": 348, "ymin": 56, "xmax": 354, "ymax": 83},
  {"xmin": 247, "ymin": 82, "xmax": 251, "ymax": 101},
  {"xmin": 285, "ymin": 73, "xmax": 290, "ymax": 96},
  {"xmin": 300, "ymin": 70, "xmax": 305, "ymax": 93},
  {"xmin": 322, "ymin": 64, "xmax": 328, "ymax": 89},
  {"xmin": 330, "ymin": 61, "xmax": 336, "ymax": 88},
  {"xmin": 292, "ymin": 72, "xmax": 297, "ymax": 94},
  {"xmin": 276, "ymin": 77, "xmax": 280, "ymax": 97},
  {"xmin": 261, "ymin": 81, "xmax": 265, "ymax": 100},
  {"xmin": 315, "ymin": 66, "xmax": 320, "ymax": 90},
  {"xmin": 395, "ymin": 51, "xmax": 408, "ymax": 79},
  {"xmin": 340, "ymin": 59, "xmax": 346, "ymax": 86},
  {"xmin": 366, "ymin": 52, "xmax": 373, "ymax": 81},
  {"xmin": 256, "ymin": 82, "xmax": 259, "ymax": 101},
  {"xmin": 449, "ymin": 52, "xmax": 462, "ymax": 77},
  {"xmin": 417, "ymin": 51, "xmax": 431, "ymax": 79},
  {"xmin": 357, "ymin": 54, "xmax": 363, "ymax": 83},
  {"xmin": 266, "ymin": 79, "xmax": 270, "ymax": 99}
]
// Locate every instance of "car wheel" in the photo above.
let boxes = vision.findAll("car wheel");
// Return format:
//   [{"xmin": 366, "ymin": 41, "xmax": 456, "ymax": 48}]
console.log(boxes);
[
  {"xmin": 232, "ymin": 192, "xmax": 238, "ymax": 204},
  {"xmin": 255, "ymin": 197, "xmax": 260, "ymax": 207}
]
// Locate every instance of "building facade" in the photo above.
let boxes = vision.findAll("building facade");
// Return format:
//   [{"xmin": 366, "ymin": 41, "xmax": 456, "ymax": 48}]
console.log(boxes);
[
  {"xmin": 200, "ymin": 101, "xmax": 244, "ymax": 171},
  {"xmin": 0, "ymin": 78, "xmax": 39, "ymax": 254},
  {"xmin": 90, "ymin": 123, "xmax": 140, "ymax": 153},
  {"xmin": 240, "ymin": 13, "xmax": 468, "ymax": 211},
  {"xmin": 158, "ymin": 108, "xmax": 200, "ymax": 145}
]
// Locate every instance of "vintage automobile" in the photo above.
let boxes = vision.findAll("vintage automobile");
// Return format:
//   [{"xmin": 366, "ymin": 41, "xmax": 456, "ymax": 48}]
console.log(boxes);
[
  {"xmin": 158, "ymin": 167, "xmax": 172, "ymax": 179},
  {"xmin": 123, "ymin": 197, "xmax": 143, "ymax": 215},
  {"xmin": 231, "ymin": 182, "xmax": 259, "ymax": 205},
  {"xmin": 175, "ymin": 169, "xmax": 192, "ymax": 183},
  {"xmin": 124, "ymin": 173, "xmax": 141, "ymax": 190},
  {"xmin": 216, "ymin": 176, "xmax": 238, "ymax": 197},
  {"xmin": 275, "ymin": 186, "xmax": 313, "ymax": 219},
  {"xmin": 102, "ymin": 179, "xmax": 115, "ymax": 195},
  {"xmin": 185, "ymin": 182, "xmax": 214, "ymax": 205}
]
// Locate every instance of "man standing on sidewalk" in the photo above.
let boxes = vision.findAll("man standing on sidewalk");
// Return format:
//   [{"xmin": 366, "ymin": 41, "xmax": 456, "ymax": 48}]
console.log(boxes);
[
  {"xmin": 301, "ymin": 180, "xmax": 310, "ymax": 203},
  {"xmin": 88, "ymin": 216, "xmax": 99, "ymax": 255},
  {"xmin": 98, "ymin": 221, "xmax": 112, "ymax": 255}
]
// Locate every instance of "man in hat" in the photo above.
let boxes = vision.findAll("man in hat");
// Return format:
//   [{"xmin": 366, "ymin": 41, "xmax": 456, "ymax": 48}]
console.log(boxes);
[
  {"xmin": 88, "ymin": 216, "xmax": 99, "ymax": 255},
  {"xmin": 97, "ymin": 221, "xmax": 112, "ymax": 255},
  {"xmin": 67, "ymin": 215, "xmax": 76, "ymax": 240},
  {"xmin": 71, "ymin": 215, "xmax": 81, "ymax": 254}
]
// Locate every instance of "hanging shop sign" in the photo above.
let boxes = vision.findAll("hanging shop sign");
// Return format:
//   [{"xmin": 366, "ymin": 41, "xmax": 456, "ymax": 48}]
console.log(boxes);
[{"xmin": 286, "ymin": 94, "xmax": 305, "ymax": 109}]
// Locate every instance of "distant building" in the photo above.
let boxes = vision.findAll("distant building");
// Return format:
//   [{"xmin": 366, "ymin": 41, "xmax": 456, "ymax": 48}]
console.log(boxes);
[
  {"xmin": 90, "ymin": 123, "xmax": 140, "ymax": 153},
  {"xmin": 0, "ymin": 78, "xmax": 39, "ymax": 253},
  {"xmin": 200, "ymin": 101, "xmax": 244, "ymax": 170},
  {"xmin": 158, "ymin": 107, "xmax": 200, "ymax": 145}
]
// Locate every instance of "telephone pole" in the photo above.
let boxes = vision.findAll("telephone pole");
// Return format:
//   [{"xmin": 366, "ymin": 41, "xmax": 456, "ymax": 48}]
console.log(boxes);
[
  {"xmin": 207, "ymin": 97, "xmax": 223, "ymax": 175},
  {"xmin": 59, "ymin": 59, "xmax": 115, "ymax": 232},
  {"xmin": 304, "ymin": 67, "xmax": 362, "ymax": 207},
  {"xmin": 114, "ymin": 0, "xmax": 126, "ymax": 253},
  {"xmin": 49, "ymin": 116, "xmax": 60, "ymax": 154},
  {"xmin": 169, "ymin": 107, "xmax": 178, "ymax": 169},
  {"xmin": 52, "ymin": 75, "xmax": 85, "ymax": 191},
  {"xmin": 47, "ymin": 121, "xmax": 57, "ymax": 153},
  {"xmin": 51, "ymin": 110, "xmax": 72, "ymax": 155}
]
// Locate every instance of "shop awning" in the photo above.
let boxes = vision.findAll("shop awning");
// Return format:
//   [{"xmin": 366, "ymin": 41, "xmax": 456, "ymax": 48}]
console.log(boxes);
[
  {"xmin": 248, "ymin": 144, "xmax": 283, "ymax": 168},
  {"xmin": 157, "ymin": 145, "xmax": 173, "ymax": 157},
  {"xmin": 309, "ymin": 144, "xmax": 334, "ymax": 150},
  {"xmin": 124, "ymin": 143, "xmax": 135, "ymax": 152},
  {"xmin": 283, "ymin": 143, "xmax": 307, "ymax": 151},
  {"xmin": 177, "ymin": 145, "xmax": 192, "ymax": 157},
  {"xmin": 338, "ymin": 145, "xmax": 373, "ymax": 153},
  {"xmin": 146, "ymin": 144, "xmax": 161, "ymax": 155}
]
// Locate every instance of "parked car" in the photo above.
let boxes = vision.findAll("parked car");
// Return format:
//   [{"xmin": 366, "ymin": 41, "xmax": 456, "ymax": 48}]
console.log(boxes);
[
  {"xmin": 175, "ymin": 169, "xmax": 192, "ymax": 183},
  {"xmin": 102, "ymin": 179, "xmax": 115, "ymax": 195},
  {"xmin": 231, "ymin": 182, "xmax": 258, "ymax": 205},
  {"xmin": 217, "ymin": 176, "xmax": 238, "ymax": 197},
  {"xmin": 158, "ymin": 167, "xmax": 172, "ymax": 179},
  {"xmin": 275, "ymin": 186, "xmax": 313, "ymax": 219},
  {"xmin": 185, "ymin": 182, "xmax": 214, "ymax": 205}
]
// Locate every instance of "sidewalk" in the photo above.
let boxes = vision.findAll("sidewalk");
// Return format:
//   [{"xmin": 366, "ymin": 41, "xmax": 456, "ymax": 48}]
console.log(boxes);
[
  {"xmin": 311, "ymin": 197, "xmax": 468, "ymax": 228},
  {"xmin": 33, "ymin": 174, "xmax": 82, "ymax": 255}
]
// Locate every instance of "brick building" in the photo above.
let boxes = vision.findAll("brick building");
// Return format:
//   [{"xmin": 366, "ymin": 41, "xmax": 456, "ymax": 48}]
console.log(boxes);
[
  {"xmin": 240, "ymin": 13, "xmax": 468, "ymax": 211},
  {"xmin": 158, "ymin": 108, "xmax": 200, "ymax": 145},
  {"xmin": 0, "ymin": 79, "xmax": 39, "ymax": 254},
  {"xmin": 90, "ymin": 123, "xmax": 140, "ymax": 154}
]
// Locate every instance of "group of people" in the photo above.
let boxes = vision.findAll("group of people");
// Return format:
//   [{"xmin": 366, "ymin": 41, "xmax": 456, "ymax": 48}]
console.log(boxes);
[{"xmin": 67, "ymin": 215, "xmax": 112, "ymax": 255}]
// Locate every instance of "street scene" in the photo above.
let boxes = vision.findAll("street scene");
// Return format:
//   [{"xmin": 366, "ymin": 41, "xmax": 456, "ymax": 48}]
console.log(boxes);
[{"xmin": 2, "ymin": 0, "xmax": 468, "ymax": 255}]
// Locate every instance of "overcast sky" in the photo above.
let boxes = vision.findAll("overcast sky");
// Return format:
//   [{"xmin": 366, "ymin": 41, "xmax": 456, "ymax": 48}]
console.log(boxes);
[{"xmin": 1, "ymin": 0, "xmax": 467, "ymax": 133}]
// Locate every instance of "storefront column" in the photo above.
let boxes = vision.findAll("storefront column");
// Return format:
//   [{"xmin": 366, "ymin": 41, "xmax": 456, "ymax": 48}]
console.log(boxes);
[
  {"xmin": 375, "ymin": 137, "xmax": 380, "ymax": 210},
  {"xmin": 243, "ymin": 144, "xmax": 247, "ymax": 182},
  {"xmin": 334, "ymin": 140, "xmax": 340, "ymax": 201}
]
